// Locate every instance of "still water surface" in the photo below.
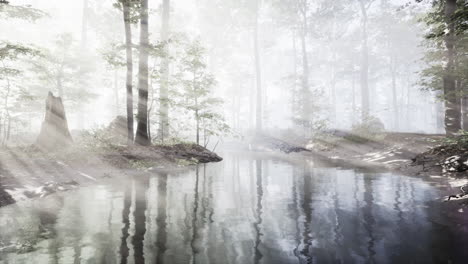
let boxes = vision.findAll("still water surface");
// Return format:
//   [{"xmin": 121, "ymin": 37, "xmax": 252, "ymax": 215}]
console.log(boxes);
[{"xmin": 1, "ymin": 153, "xmax": 467, "ymax": 264}]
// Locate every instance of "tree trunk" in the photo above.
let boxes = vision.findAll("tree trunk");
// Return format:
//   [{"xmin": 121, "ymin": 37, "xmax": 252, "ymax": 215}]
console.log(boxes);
[
  {"xmin": 300, "ymin": 4, "xmax": 310, "ymax": 135},
  {"xmin": 35, "ymin": 92, "xmax": 73, "ymax": 150},
  {"xmin": 195, "ymin": 110, "xmax": 200, "ymax": 145},
  {"xmin": 77, "ymin": 0, "xmax": 89, "ymax": 130},
  {"xmin": 463, "ymin": 96, "xmax": 468, "ymax": 131},
  {"xmin": 359, "ymin": 0, "xmax": 370, "ymax": 121},
  {"xmin": 444, "ymin": 0, "xmax": 461, "ymax": 135},
  {"xmin": 291, "ymin": 29, "xmax": 298, "ymax": 127},
  {"xmin": 352, "ymin": 73, "xmax": 357, "ymax": 126},
  {"xmin": 390, "ymin": 60, "xmax": 399, "ymax": 130},
  {"xmin": 158, "ymin": 0, "xmax": 170, "ymax": 142},
  {"xmin": 135, "ymin": 0, "xmax": 150, "ymax": 146},
  {"xmin": 114, "ymin": 69, "xmax": 119, "ymax": 117},
  {"xmin": 254, "ymin": 0, "xmax": 262, "ymax": 134},
  {"xmin": 81, "ymin": 0, "xmax": 88, "ymax": 50},
  {"xmin": 123, "ymin": 0, "xmax": 134, "ymax": 145},
  {"xmin": 330, "ymin": 55, "xmax": 337, "ymax": 127}
]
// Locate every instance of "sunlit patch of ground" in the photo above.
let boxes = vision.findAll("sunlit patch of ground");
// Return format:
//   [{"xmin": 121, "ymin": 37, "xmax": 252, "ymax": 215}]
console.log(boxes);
[{"xmin": 0, "ymin": 143, "xmax": 222, "ymax": 206}]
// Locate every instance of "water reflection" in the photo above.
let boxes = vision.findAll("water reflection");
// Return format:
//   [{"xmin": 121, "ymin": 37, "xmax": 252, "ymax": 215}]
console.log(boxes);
[
  {"xmin": 0, "ymin": 153, "xmax": 468, "ymax": 263},
  {"xmin": 120, "ymin": 180, "xmax": 131, "ymax": 264}
]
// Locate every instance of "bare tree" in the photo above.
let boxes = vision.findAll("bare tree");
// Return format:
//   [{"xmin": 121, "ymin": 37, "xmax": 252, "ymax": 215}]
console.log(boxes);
[
  {"xmin": 254, "ymin": 0, "xmax": 262, "ymax": 134},
  {"xmin": 158, "ymin": 0, "xmax": 170, "ymax": 142},
  {"xmin": 357, "ymin": 0, "xmax": 375, "ymax": 121},
  {"xmin": 122, "ymin": 0, "xmax": 134, "ymax": 144},
  {"xmin": 135, "ymin": 0, "xmax": 151, "ymax": 145}
]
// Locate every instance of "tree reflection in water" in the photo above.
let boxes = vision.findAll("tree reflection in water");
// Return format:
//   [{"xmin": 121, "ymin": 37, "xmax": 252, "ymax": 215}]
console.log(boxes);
[{"xmin": 0, "ymin": 153, "xmax": 467, "ymax": 264}]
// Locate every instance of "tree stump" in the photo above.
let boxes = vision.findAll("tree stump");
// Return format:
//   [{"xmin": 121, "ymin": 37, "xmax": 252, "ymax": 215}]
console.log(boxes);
[{"xmin": 35, "ymin": 92, "xmax": 73, "ymax": 150}]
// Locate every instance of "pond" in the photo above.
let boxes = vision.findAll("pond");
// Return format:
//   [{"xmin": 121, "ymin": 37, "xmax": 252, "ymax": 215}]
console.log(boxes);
[{"xmin": 0, "ymin": 152, "xmax": 467, "ymax": 264}]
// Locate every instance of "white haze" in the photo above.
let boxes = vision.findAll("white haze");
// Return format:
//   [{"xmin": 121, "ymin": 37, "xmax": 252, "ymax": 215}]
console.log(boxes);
[{"xmin": 2, "ymin": 0, "xmax": 441, "ymax": 136}]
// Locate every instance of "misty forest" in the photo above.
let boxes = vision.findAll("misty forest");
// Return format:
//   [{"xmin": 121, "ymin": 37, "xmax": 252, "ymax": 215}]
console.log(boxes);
[{"xmin": 1, "ymin": 0, "xmax": 468, "ymax": 263}]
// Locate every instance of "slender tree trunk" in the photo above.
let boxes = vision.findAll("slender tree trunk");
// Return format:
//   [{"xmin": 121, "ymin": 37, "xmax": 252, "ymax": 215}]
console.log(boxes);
[
  {"xmin": 406, "ymin": 74, "xmax": 412, "ymax": 130},
  {"xmin": 359, "ymin": 0, "xmax": 370, "ymax": 121},
  {"xmin": 330, "ymin": 14, "xmax": 338, "ymax": 127},
  {"xmin": 81, "ymin": 0, "xmax": 88, "ymax": 50},
  {"xmin": 135, "ymin": 0, "xmax": 151, "ymax": 146},
  {"xmin": 300, "ymin": 5, "xmax": 310, "ymax": 135},
  {"xmin": 195, "ymin": 110, "xmax": 200, "ymax": 145},
  {"xmin": 291, "ymin": 29, "xmax": 298, "ymax": 127},
  {"xmin": 254, "ymin": 0, "xmax": 262, "ymax": 134},
  {"xmin": 330, "ymin": 53, "xmax": 337, "ymax": 127},
  {"xmin": 390, "ymin": 59, "xmax": 399, "ymax": 130},
  {"xmin": 2, "ymin": 67, "xmax": 11, "ymax": 146},
  {"xmin": 352, "ymin": 73, "xmax": 357, "ymax": 125},
  {"xmin": 444, "ymin": 0, "xmax": 461, "ymax": 135},
  {"xmin": 114, "ymin": 69, "xmax": 119, "ymax": 117},
  {"xmin": 77, "ymin": 0, "xmax": 89, "ymax": 130},
  {"xmin": 123, "ymin": 0, "xmax": 134, "ymax": 145},
  {"xmin": 159, "ymin": 0, "xmax": 170, "ymax": 142},
  {"xmin": 250, "ymin": 78, "xmax": 254, "ymax": 130},
  {"xmin": 462, "ymin": 96, "xmax": 468, "ymax": 131},
  {"xmin": 231, "ymin": 95, "xmax": 236, "ymax": 130}
]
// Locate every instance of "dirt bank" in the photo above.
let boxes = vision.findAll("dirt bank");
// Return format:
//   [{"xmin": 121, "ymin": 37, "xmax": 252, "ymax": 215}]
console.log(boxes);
[
  {"xmin": 306, "ymin": 132, "xmax": 447, "ymax": 175},
  {"xmin": 0, "ymin": 143, "xmax": 222, "ymax": 207}
]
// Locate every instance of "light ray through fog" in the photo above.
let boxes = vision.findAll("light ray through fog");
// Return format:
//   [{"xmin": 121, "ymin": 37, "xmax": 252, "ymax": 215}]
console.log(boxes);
[{"xmin": 1, "ymin": 1, "xmax": 468, "ymax": 263}]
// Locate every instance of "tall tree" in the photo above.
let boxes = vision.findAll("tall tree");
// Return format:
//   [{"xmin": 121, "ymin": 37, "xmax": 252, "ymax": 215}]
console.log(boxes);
[
  {"xmin": 177, "ymin": 40, "xmax": 225, "ymax": 146},
  {"xmin": 135, "ymin": 0, "xmax": 150, "ymax": 145},
  {"xmin": 81, "ymin": 0, "xmax": 89, "ymax": 50},
  {"xmin": 421, "ymin": 0, "xmax": 467, "ymax": 134},
  {"xmin": 158, "ymin": 0, "xmax": 170, "ymax": 142},
  {"xmin": 443, "ymin": 0, "xmax": 461, "ymax": 135},
  {"xmin": 270, "ymin": 0, "xmax": 316, "ymax": 134},
  {"xmin": 298, "ymin": 0, "xmax": 311, "ymax": 134},
  {"xmin": 357, "ymin": 0, "xmax": 375, "ymax": 121},
  {"xmin": 254, "ymin": 0, "xmax": 262, "ymax": 134},
  {"xmin": 121, "ymin": 0, "xmax": 135, "ymax": 144}
]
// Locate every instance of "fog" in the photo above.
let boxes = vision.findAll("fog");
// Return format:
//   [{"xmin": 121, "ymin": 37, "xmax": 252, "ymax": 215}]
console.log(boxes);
[
  {"xmin": 2, "ymin": 1, "xmax": 468, "ymax": 263},
  {"xmin": 1, "ymin": 0, "xmax": 446, "ymax": 144}
]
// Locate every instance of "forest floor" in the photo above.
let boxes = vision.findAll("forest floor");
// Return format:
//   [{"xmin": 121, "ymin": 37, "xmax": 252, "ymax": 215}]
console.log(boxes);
[
  {"xmin": 308, "ymin": 132, "xmax": 447, "ymax": 175},
  {"xmin": 0, "ymin": 143, "xmax": 222, "ymax": 207},
  {"xmin": 250, "ymin": 131, "xmax": 468, "ymax": 178},
  {"xmin": 309, "ymin": 132, "xmax": 468, "ymax": 178},
  {"xmin": 247, "ymin": 131, "xmax": 468, "ymax": 200}
]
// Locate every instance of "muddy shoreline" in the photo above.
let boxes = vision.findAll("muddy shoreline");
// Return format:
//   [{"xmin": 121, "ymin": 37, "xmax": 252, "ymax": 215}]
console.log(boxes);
[
  {"xmin": 0, "ymin": 143, "xmax": 222, "ymax": 207},
  {"xmin": 306, "ymin": 132, "xmax": 467, "ymax": 178}
]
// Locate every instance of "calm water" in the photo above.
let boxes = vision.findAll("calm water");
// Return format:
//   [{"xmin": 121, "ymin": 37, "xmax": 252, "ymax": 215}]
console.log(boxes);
[{"xmin": 1, "ymin": 152, "xmax": 468, "ymax": 264}]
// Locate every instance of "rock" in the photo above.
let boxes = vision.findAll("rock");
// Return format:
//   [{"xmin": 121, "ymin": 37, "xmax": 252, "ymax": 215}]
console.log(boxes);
[
  {"xmin": 442, "ymin": 155, "xmax": 468, "ymax": 173},
  {"xmin": 106, "ymin": 116, "xmax": 128, "ymax": 144}
]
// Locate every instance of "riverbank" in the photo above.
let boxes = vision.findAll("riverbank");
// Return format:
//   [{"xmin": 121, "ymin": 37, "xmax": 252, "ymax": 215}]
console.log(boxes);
[
  {"xmin": 0, "ymin": 143, "xmax": 222, "ymax": 207},
  {"xmin": 306, "ymin": 132, "xmax": 468, "ymax": 178}
]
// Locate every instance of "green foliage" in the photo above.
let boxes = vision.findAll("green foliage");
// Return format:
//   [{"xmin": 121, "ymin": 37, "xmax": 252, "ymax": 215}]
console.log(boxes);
[
  {"xmin": 30, "ymin": 33, "xmax": 97, "ymax": 105},
  {"xmin": 0, "ymin": 42, "xmax": 41, "ymax": 145},
  {"xmin": 420, "ymin": 0, "xmax": 468, "ymax": 98},
  {"xmin": 174, "ymin": 39, "xmax": 230, "ymax": 144},
  {"xmin": 0, "ymin": 2, "xmax": 47, "ymax": 21},
  {"xmin": 76, "ymin": 127, "xmax": 124, "ymax": 151},
  {"xmin": 441, "ymin": 130, "xmax": 468, "ymax": 145},
  {"xmin": 101, "ymin": 43, "xmax": 126, "ymax": 69},
  {"xmin": 113, "ymin": 0, "xmax": 141, "ymax": 23}
]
